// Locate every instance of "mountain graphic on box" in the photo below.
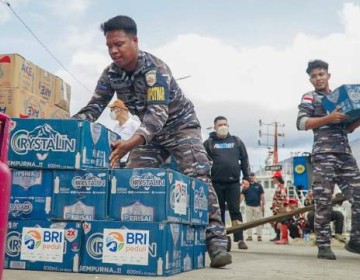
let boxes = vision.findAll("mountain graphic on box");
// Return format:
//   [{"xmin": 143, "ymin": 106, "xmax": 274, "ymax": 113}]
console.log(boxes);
[{"xmin": 29, "ymin": 123, "xmax": 62, "ymax": 139}]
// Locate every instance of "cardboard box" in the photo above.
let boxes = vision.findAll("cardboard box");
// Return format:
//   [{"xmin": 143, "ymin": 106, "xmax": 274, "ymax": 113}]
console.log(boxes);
[
  {"xmin": 0, "ymin": 53, "xmax": 35, "ymax": 92},
  {"xmin": 190, "ymin": 178, "xmax": 209, "ymax": 226},
  {"xmin": 4, "ymin": 220, "xmax": 82, "ymax": 272},
  {"xmin": 52, "ymin": 169, "xmax": 109, "ymax": 221},
  {"xmin": 79, "ymin": 221, "xmax": 183, "ymax": 276},
  {"xmin": 181, "ymin": 225, "xmax": 194, "ymax": 272},
  {"xmin": 45, "ymin": 104, "xmax": 70, "ymax": 119},
  {"xmin": 54, "ymin": 76, "xmax": 71, "ymax": 112},
  {"xmin": 0, "ymin": 88, "xmax": 46, "ymax": 118},
  {"xmin": 34, "ymin": 66, "xmax": 56, "ymax": 103},
  {"xmin": 109, "ymin": 168, "xmax": 191, "ymax": 223},
  {"xmin": 9, "ymin": 169, "xmax": 53, "ymax": 220},
  {"xmin": 8, "ymin": 118, "xmax": 119, "ymax": 169},
  {"xmin": 193, "ymin": 227, "xmax": 206, "ymax": 269},
  {"xmin": 322, "ymin": 84, "xmax": 360, "ymax": 123}
]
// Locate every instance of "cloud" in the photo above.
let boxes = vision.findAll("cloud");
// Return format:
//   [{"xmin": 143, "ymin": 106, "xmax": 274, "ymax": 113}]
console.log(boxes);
[
  {"xmin": 45, "ymin": 0, "xmax": 92, "ymax": 18},
  {"xmin": 0, "ymin": 5, "xmax": 11, "ymax": 23},
  {"xmin": 64, "ymin": 2, "xmax": 360, "ymax": 169}
]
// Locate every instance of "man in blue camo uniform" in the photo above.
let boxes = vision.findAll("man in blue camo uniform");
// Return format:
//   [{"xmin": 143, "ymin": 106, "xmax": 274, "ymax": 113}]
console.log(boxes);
[
  {"xmin": 73, "ymin": 15, "xmax": 231, "ymax": 268},
  {"xmin": 296, "ymin": 59, "xmax": 360, "ymax": 260}
]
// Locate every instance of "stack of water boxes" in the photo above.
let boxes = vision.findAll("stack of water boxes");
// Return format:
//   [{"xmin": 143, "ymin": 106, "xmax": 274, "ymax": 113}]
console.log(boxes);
[
  {"xmin": 79, "ymin": 168, "xmax": 209, "ymax": 276},
  {"xmin": 4, "ymin": 117, "xmax": 120, "ymax": 273},
  {"xmin": 4, "ymin": 118, "xmax": 209, "ymax": 276}
]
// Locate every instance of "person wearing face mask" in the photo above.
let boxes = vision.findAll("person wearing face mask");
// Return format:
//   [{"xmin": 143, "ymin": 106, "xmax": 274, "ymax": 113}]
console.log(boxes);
[
  {"xmin": 204, "ymin": 116, "xmax": 251, "ymax": 250},
  {"xmin": 108, "ymin": 99, "xmax": 141, "ymax": 166}
]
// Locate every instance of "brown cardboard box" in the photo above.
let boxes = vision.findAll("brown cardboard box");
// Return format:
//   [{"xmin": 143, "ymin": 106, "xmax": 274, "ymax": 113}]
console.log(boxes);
[
  {"xmin": 34, "ymin": 66, "xmax": 56, "ymax": 103},
  {"xmin": 54, "ymin": 76, "xmax": 71, "ymax": 112},
  {"xmin": 45, "ymin": 104, "xmax": 70, "ymax": 119},
  {"xmin": 0, "ymin": 88, "xmax": 46, "ymax": 118},
  {"xmin": 0, "ymin": 53, "xmax": 36, "ymax": 92}
]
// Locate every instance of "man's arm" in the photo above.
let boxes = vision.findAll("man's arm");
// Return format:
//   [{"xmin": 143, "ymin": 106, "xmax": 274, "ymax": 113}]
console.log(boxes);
[
  {"xmin": 304, "ymin": 107, "xmax": 348, "ymax": 130},
  {"xmin": 296, "ymin": 92, "xmax": 348, "ymax": 131},
  {"xmin": 237, "ymin": 137, "xmax": 251, "ymax": 180},
  {"xmin": 72, "ymin": 68, "xmax": 114, "ymax": 122}
]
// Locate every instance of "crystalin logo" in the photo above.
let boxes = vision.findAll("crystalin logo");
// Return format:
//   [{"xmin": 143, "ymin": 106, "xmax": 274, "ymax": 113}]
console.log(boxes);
[
  {"xmin": 105, "ymin": 232, "xmax": 125, "ymax": 252},
  {"xmin": 23, "ymin": 230, "xmax": 42, "ymax": 250}
]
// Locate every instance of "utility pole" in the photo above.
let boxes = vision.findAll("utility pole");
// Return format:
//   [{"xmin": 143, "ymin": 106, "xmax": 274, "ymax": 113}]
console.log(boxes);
[{"xmin": 258, "ymin": 120, "xmax": 285, "ymax": 168}]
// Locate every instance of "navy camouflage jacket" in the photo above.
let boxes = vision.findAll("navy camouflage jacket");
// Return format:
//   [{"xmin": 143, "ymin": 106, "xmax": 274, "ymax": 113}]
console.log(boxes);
[
  {"xmin": 296, "ymin": 90, "xmax": 351, "ymax": 155},
  {"xmin": 73, "ymin": 51, "xmax": 200, "ymax": 143}
]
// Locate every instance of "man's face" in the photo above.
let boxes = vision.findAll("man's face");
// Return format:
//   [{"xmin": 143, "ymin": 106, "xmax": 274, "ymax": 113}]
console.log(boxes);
[
  {"xmin": 214, "ymin": 119, "xmax": 229, "ymax": 138},
  {"xmin": 309, "ymin": 67, "xmax": 331, "ymax": 92},
  {"xmin": 106, "ymin": 30, "xmax": 138, "ymax": 71},
  {"xmin": 249, "ymin": 175, "xmax": 255, "ymax": 183}
]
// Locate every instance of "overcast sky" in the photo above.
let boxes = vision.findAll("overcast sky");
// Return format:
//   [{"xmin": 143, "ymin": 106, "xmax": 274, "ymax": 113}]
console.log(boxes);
[{"xmin": 1, "ymin": 0, "xmax": 360, "ymax": 170}]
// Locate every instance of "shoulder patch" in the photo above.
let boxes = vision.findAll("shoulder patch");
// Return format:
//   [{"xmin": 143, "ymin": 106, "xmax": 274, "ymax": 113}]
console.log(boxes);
[
  {"xmin": 301, "ymin": 92, "xmax": 315, "ymax": 104},
  {"xmin": 145, "ymin": 70, "xmax": 157, "ymax": 86}
]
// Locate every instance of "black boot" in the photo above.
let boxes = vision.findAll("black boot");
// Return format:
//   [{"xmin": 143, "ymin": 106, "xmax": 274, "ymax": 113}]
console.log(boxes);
[
  {"xmin": 318, "ymin": 247, "xmax": 336, "ymax": 260},
  {"xmin": 345, "ymin": 239, "xmax": 360, "ymax": 254}
]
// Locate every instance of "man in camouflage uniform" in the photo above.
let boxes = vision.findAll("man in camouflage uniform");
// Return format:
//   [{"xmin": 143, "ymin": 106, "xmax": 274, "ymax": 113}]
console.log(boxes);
[
  {"xmin": 296, "ymin": 59, "xmax": 360, "ymax": 260},
  {"xmin": 73, "ymin": 15, "xmax": 231, "ymax": 268}
]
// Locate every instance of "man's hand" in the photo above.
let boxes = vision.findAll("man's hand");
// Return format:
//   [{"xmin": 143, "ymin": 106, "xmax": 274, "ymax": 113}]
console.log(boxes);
[
  {"xmin": 242, "ymin": 179, "xmax": 250, "ymax": 190},
  {"xmin": 110, "ymin": 140, "xmax": 131, "ymax": 167},
  {"xmin": 109, "ymin": 134, "xmax": 146, "ymax": 168},
  {"xmin": 327, "ymin": 106, "xmax": 348, "ymax": 124}
]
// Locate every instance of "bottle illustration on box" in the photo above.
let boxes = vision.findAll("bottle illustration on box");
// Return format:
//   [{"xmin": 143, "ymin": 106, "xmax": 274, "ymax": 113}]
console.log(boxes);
[
  {"xmin": 157, "ymin": 257, "xmax": 163, "ymax": 275},
  {"xmin": 111, "ymin": 176, "xmax": 117, "ymax": 194},
  {"xmin": 54, "ymin": 176, "xmax": 60, "ymax": 194}
]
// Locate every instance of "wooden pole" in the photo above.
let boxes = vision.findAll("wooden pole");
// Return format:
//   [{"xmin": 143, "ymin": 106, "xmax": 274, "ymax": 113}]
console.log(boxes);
[{"xmin": 226, "ymin": 196, "xmax": 345, "ymax": 235}]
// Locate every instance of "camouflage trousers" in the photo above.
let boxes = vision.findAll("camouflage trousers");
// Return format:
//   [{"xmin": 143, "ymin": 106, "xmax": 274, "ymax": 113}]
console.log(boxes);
[
  {"xmin": 312, "ymin": 153, "xmax": 360, "ymax": 247},
  {"xmin": 127, "ymin": 127, "xmax": 228, "ymax": 255}
]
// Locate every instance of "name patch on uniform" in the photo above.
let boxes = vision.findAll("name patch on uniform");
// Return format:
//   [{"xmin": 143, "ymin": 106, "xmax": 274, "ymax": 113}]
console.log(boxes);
[{"xmin": 147, "ymin": 86, "xmax": 165, "ymax": 102}]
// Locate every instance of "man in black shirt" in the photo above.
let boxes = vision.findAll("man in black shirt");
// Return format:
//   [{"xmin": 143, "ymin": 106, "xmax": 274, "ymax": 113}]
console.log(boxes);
[{"xmin": 204, "ymin": 116, "xmax": 251, "ymax": 250}]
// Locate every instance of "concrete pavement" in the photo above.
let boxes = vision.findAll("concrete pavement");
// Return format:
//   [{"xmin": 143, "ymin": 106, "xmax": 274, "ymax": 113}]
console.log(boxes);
[{"xmin": 4, "ymin": 238, "xmax": 360, "ymax": 280}]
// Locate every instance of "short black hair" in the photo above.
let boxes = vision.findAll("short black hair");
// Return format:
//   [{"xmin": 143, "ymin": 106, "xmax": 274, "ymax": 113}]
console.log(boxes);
[
  {"xmin": 306, "ymin": 59, "xmax": 328, "ymax": 75},
  {"xmin": 100, "ymin": 15, "xmax": 137, "ymax": 36},
  {"xmin": 214, "ymin": 116, "xmax": 227, "ymax": 124}
]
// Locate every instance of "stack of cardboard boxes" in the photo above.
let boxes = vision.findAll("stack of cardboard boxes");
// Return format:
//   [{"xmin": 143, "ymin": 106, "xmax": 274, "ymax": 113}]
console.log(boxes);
[
  {"xmin": 4, "ymin": 119, "xmax": 208, "ymax": 276},
  {"xmin": 0, "ymin": 53, "xmax": 70, "ymax": 119}
]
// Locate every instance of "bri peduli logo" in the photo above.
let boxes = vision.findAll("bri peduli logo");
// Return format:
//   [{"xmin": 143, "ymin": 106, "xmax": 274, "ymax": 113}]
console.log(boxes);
[
  {"xmin": 23, "ymin": 230, "xmax": 42, "ymax": 250},
  {"xmin": 105, "ymin": 232, "xmax": 125, "ymax": 252}
]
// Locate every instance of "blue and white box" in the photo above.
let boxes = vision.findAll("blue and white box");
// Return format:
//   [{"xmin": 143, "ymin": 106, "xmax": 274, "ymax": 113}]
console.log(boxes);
[
  {"xmin": 9, "ymin": 169, "xmax": 53, "ymax": 220},
  {"xmin": 81, "ymin": 121, "xmax": 121, "ymax": 169},
  {"xmin": 193, "ymin": 227, "xmax": 206, "ymax": 270},
  {"xmin": 52, "ymin": 169, "xmax": 109, "ymax": 221},
  {"xmin": 190, "ymin": 178, "xmax": 209, "ymax": 226},
  {"xmin": 8, "ymin": 118, "xmax": 119, "ymax": 169},
  {"xmin": 181, "ymin": 225, "xmax": 194, "ymax": 272},
  {"xmin": 5, "ymin": 220, "xmax": 82, "ymax": 272},
  {"xmin": 109, "ymin": 168, "xmax": 191, "ymax": 223},
  {"xmin": 322, "ymin": 84, "xmax": 360, "ymax": 123},
  {"xmin": 80, "ymin": 221, "xmax": 183, "ymax": 276}
]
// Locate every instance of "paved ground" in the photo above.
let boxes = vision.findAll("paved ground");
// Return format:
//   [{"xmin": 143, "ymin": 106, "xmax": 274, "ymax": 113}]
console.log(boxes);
[{"xmin": 3, "ymin": 237, "xmax": 360, "ymax": 280}]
